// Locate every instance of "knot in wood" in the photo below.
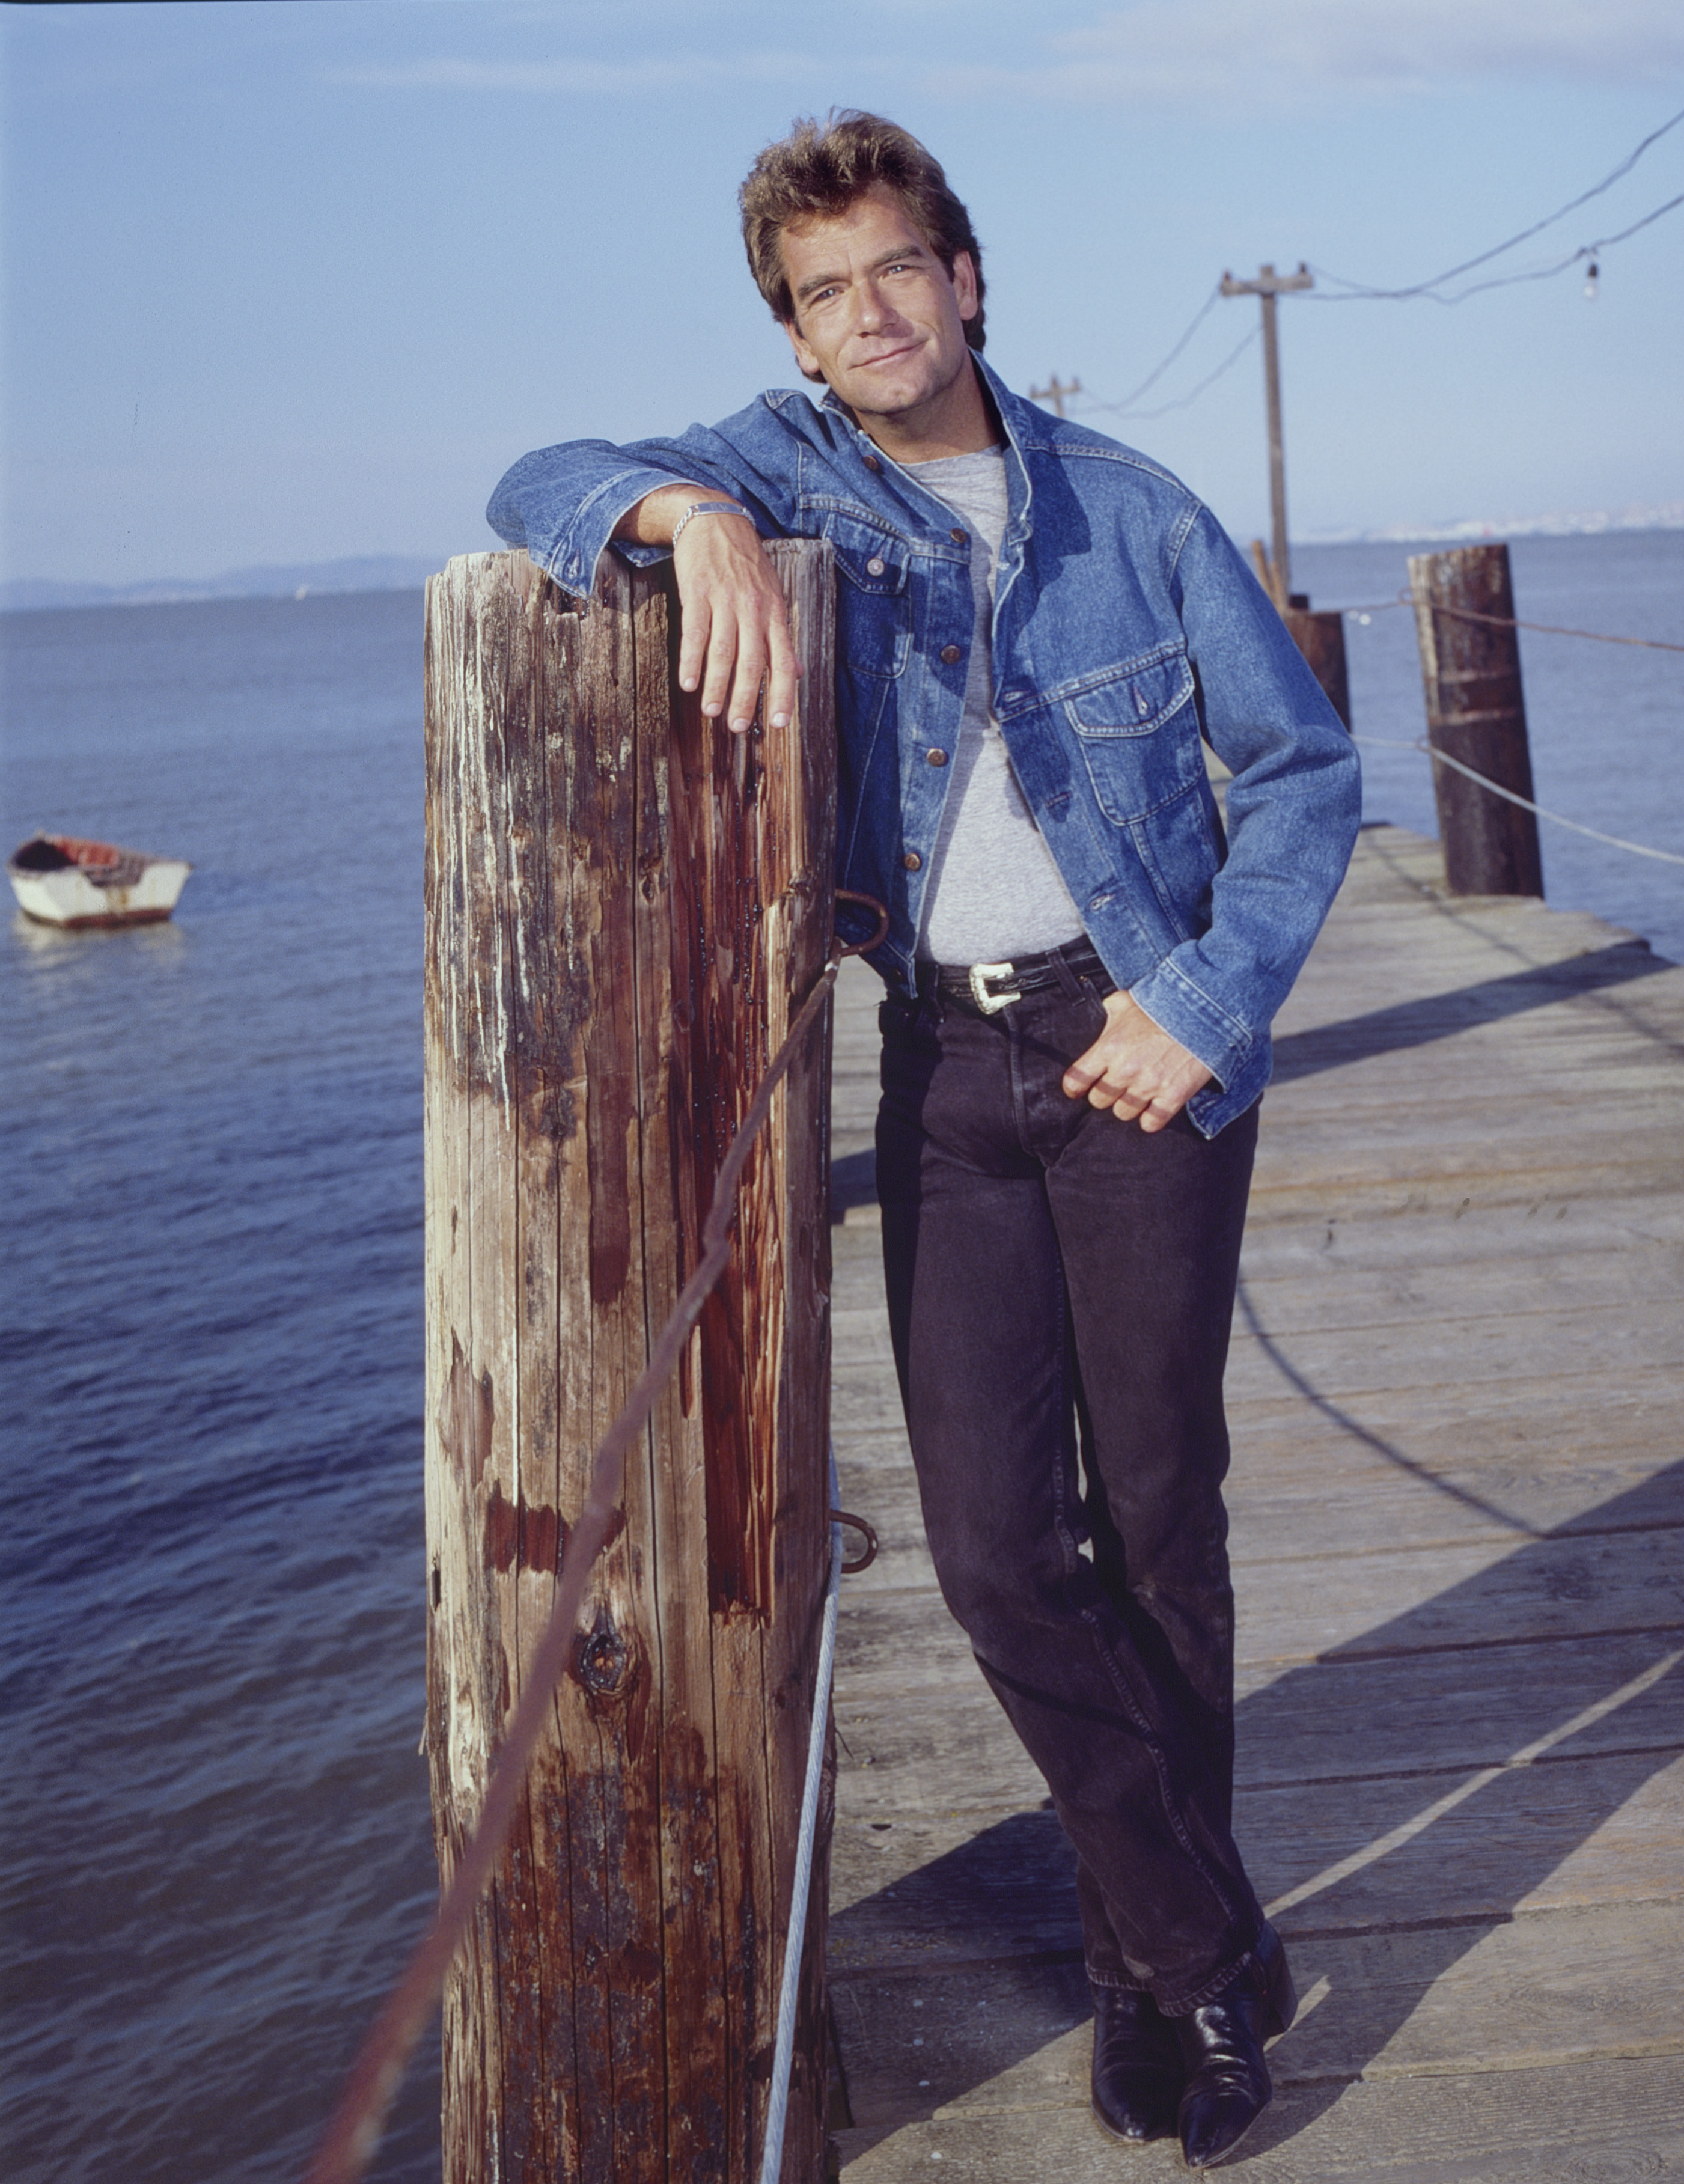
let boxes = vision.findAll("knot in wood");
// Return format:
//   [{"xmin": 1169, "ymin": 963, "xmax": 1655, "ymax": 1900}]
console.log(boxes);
[{"xmin": 574, "ymin": 1614, "xmax": 630, "ymax": 1695}]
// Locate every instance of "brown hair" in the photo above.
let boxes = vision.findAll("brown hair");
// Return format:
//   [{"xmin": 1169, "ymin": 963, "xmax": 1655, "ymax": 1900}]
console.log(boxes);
[{"xmin": 739, "ymin": 111, "xmax": 986, "ymax": 352}]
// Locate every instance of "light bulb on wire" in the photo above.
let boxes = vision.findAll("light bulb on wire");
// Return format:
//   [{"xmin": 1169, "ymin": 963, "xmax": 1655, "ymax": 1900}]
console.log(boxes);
[{"xmin": 1583, "ymin": 260, "xmax": 1600, "ymax": 301}]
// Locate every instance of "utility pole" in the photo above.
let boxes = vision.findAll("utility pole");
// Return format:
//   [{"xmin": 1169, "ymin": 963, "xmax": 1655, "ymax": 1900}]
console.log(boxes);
[
  {"xmin": 1029, "ymin": 373, "xmax": 1083, "ymax": 419},
  {"xmin": 1219, "ymin": 263, "xmax": 1312, "ymax": 606}
]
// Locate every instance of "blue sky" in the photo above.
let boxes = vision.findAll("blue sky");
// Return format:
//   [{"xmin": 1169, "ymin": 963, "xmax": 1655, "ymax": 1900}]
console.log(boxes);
[{"xmin": 2, "ymin": 0, "xmax": 1680, "ymax": 586}]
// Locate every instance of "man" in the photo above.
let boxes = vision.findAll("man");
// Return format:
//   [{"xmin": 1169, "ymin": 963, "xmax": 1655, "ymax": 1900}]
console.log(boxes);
[{"xmin": 489, "ymin": 112, "xmax": 1359, "ymax": 2170}]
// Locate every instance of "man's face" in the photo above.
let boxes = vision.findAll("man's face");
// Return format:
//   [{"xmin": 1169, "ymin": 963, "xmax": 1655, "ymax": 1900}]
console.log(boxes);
[{"xmin": 779, "ymin": 184, "xmax": 978, "ymax": 431}]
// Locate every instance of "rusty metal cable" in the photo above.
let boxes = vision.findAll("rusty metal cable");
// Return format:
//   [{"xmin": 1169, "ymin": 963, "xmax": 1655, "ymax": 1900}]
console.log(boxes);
[
  {"xmin": 1418, "ymin": 598, "xmax": 1684, "ymax": 654},
  {"xmin": 301, "ymin": 889, "xmax": 889, "ymax": 2184},
  {"xmin": 1332, "ymin": 591, "xmax": 1684, "ymax": 654},
  {"xmin": 1354, "ymin": 734, "xmax": 1684, "ymax": 868}
]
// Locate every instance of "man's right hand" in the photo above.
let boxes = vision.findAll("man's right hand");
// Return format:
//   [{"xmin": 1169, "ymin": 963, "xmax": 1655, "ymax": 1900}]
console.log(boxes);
[{"xmin": 615, "ymin": 483, "xmax": 801, "ymax": 736}]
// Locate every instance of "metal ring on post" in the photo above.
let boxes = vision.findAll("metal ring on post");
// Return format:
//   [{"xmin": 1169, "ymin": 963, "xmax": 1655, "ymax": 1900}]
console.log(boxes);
[
  {"xmin": 830, "ymin": 1509, "xmax": 879, "ymax": 1575},
  {"xmin": 834, "ymin": 888, "xmax": 891, "ymax": 959}
]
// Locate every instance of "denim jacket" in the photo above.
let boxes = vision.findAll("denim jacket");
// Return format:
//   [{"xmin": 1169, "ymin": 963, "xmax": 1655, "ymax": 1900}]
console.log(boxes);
[{"xmin": 487, "ymin": 355, "xmax": 1359, "ymax": 1135}]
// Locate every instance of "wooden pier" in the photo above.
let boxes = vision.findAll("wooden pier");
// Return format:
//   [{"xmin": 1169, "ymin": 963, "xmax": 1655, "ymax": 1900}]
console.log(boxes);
[{"xmin": 823, "ymin": 822, "xmax": 1684, "ymax": 2179}]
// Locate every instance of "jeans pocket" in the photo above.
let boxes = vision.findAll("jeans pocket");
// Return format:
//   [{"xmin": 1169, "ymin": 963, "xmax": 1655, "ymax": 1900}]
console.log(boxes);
[
  {"xmin": 1075, "ymin": 978, "xmax": 1115, "ymax": 1041},
  {"xmin": 879, "ymin": 992, "xmax": 936, "ymax": 1042}
]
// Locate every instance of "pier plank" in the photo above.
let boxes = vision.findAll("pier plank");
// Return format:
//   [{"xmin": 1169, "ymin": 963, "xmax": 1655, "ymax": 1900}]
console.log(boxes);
[
  {"xmin": 826, "ymin": 1744, "xmax": 1684, "ymax": 1968},
  {"xmin": 826, "ymin": 1650, "xmax": 1684, "ymax": 1824},
  {"xmin": 835, "ymin": 1450, "xmax": 1684, "ymax": 1585},
  {"xmin": 832, "ymin": 2056, "xmax": 1684, "ymax": 2183},
  {"xmin": 830, "ymin": 1510, "xmax": 1684, "ymax": 1677},
  {"xmin": 831, "ymin": 1900, "xmax": 1684, "ymax": 2130}
]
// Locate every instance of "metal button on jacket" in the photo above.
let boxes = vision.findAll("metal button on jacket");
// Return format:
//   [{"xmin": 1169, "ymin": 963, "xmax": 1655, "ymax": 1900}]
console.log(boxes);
[
  {"xmin": 903, "ymin": 851, "xmax": 922, "ymax": 871},
  {"xmin": 862, "ymin": 452, "xmax": 882, "ymax": 471},
  {"xmin": 867, "ymin": 556, "xmax": 886, "ymax": 576},
  {"xmin": 950, "ymin": 527, "xmax": 968, "ymax": 545},
  {"xmin": 926, "ymin": 748, "xmax": 948, "ymax": 767},
  {"xmin": 940, "ymin": 644, "xmax": 962, "ymax": 665}
]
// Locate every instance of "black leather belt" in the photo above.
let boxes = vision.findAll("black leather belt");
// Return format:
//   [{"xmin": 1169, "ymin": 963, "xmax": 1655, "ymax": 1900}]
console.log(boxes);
[{"xmin": 920, "ymin": 936, "xmax": 1111, "ymax": 1016}]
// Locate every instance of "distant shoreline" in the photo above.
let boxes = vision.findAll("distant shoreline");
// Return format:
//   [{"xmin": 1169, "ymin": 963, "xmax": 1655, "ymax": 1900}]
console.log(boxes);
[
  {"xmin": 5, "ymin": 511, "xmax": 1682, "ymax": 614},
  {"xmin": 0, "ymin": 554, "xmax": 451, "ymax": 615},
  {"xmin": 1300, "ymin": 503, "xmax": 1684, "ymax": 548}
]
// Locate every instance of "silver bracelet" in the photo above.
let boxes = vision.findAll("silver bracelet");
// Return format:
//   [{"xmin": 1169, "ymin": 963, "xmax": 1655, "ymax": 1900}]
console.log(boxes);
[{"xmin": 671, "ymin": 498, "xmax": 752, "ymax": 548}]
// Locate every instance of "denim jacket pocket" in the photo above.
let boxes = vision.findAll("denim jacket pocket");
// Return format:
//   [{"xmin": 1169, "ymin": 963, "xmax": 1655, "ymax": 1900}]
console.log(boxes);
[
  {"xmin": 1060, "ymin": 645, "xmax": 1203, "ymax": 825},
  {"xmin": 1062, "ymin": 644, "xmax": 1196, "ymax": 737},
  {"xmin": 813, "ymin": 508, "xmax": 912, "ymax": 680}
]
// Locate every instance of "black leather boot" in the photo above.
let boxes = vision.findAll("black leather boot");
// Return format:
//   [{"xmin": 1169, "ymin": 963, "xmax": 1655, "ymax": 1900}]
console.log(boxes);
[
  {"xmin": 1174, "ymin": 1924, "xmax": 1297, "ymax": 2170},
  {"xmin": 1089, "ymin": 1981, "xmax": 1183, "ymax": 2143}
]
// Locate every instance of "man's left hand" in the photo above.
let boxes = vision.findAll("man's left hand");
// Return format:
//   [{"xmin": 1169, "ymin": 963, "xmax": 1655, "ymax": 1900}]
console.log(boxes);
[{"xmin": 1062, "ymin": 990, "xmax": 1212, "ymax": 1132}]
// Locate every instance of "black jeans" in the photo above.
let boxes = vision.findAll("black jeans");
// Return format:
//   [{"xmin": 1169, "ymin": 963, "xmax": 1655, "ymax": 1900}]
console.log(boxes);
[{"xmin": 876, "ymin": 961, "xmax": 1266, "ymax": 2013}]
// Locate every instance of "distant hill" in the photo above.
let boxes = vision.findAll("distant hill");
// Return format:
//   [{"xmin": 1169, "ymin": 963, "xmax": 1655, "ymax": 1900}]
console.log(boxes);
[
  {"xmin": 0, "ymin": 554, "xmax": 453, "ymax": 613},
  {"xmin": 1303, "ymin": 501, "xmax": 1684, "ymax": 546}
]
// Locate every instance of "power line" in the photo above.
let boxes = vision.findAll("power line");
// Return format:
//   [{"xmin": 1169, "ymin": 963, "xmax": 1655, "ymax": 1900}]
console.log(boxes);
[
  {"xmin": 1066, "ymin": 323, "xmax": 1257, "ymax": 427},
  {"xmin": 1384, "ymin": 191, "xmax": 1684, "ymax": 305},
  {"xmin": 1035, "ymin": 106, "xmax": 1684, "ymax": 432},
  {"xmin": 1076, "ymin": 283, "xmax": 1222, "ymax": 415},
  {"xmin": 1311, "ymin": 188, "xmax": 1684, "ymax": 305},
  {"xmin": 1309, "ymin": 105, "xmax": 1684, "ymax": 304},
  {"xmin": 1031, "ymin": 279, "xmax": 1246, "ymax": 430},
  {"xmin": 1106, "ymin": 326, "xmax": 1260, "ymax": 420}
]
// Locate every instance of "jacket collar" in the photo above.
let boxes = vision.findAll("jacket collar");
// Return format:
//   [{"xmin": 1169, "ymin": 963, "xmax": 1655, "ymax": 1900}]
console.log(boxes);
[{"xmin": 819, "ymin": 351, "xmax": 1035, "ymax": 552}]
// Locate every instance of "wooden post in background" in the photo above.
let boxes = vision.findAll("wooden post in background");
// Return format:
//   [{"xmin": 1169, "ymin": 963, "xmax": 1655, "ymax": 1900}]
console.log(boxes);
[
  {"xmin": 1248, "ymin": 540, "xmax": 1352, "ymax": 730},
  {"xmin": 1281, "ymin": 602, "xmax": 1352, "ymax": 730},
  {"xmin": 1409, "ymin": 542, "xmax": 1543, "ymax": 897},
  {"xmin": 422, "ymin": 540, "xmax": 838, "ymax": 2183}
]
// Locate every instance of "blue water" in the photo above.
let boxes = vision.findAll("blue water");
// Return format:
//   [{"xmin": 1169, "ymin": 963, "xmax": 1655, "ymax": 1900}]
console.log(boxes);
[
  {"xmin": 1, "ymin": 593, "xmax": 438, "ymax": 2182},
  {"xmin": 1296, "ymin": 529, "xmax": 1684, "ymax": 965},
  {"xmin": 0, "ymin": 537, "xmax": 1679, "ymax": 2183}
]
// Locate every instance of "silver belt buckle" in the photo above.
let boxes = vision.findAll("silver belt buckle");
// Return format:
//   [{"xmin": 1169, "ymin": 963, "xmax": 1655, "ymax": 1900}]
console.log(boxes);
[{"xmin": 968, "ymin": 959, "xmax": 1018, "ymax": 1014}]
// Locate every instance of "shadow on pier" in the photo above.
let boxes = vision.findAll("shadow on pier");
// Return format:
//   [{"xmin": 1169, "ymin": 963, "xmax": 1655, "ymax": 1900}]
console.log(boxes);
[
  {"xmin": 1271, "ymin": 939, "xmax": 1674, "ymax": 1084},
  {"xmin": 828, "ymin": 1457, "xmax": 1684, "ymax": 2155}
]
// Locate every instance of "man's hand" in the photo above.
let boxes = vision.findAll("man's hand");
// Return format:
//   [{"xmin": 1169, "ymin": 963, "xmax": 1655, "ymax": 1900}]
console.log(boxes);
[
  {"xmin": 616, "ymin": 484, "xmax": 801, "ymax": 735},
  {"xmin": 1062, "ymin": 989, "xmax": 1212, "ymax": 1132}
]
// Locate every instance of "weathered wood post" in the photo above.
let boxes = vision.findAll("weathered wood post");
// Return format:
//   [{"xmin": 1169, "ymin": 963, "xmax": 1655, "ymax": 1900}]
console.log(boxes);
[
  {"xmin": 1281, "ymin": 602, "xmax": 1352, "ymax": 730},
  {"xmin": 1248, "ymin": 540, "xmax": 1352, "ymax": 728},
  {"xmin": 1408, "ymin": 542, "xmax": 1543, "ymax": 897},
  {"xmin": 422, "ymin": 540, "xmax": 838, "ymax": 2183}
]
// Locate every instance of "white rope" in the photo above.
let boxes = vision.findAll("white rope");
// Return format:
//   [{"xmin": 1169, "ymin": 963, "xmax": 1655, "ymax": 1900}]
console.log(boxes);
[
  {"xmin": 757, "ymin": 1450, "xmax": 844, "ymax": 2184},
  {"xmin": 1354, "ymin": 734, "xmax": 1684, "ymax": 868}
]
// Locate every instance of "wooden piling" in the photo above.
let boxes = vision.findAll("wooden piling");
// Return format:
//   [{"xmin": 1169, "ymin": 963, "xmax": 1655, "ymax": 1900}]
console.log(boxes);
[
  {"xmin": 1408, "ymin": 543, "xmax": 1543, "ymax": 897},
  {"xmin": 421, "ymin": 540, "xmax": 838, "ymax": 2183},
  {"xmin": 1281, "ymin": 603, "xmax": 1352, "ymax": 730},
  {"xmin": 1248, "ymin": 540, "xmax": 1351, "ymax": 728}
]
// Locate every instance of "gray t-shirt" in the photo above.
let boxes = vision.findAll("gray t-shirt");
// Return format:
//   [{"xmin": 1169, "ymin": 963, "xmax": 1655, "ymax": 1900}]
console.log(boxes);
[{"xmin": 905, "ymin": 448, "xmax": 1085, "ymax": 965}]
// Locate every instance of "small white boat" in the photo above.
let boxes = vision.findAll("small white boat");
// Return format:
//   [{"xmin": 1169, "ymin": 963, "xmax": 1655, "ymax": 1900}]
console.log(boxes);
[{"xmin": 8, "ymin": 832, "xmax": 192, "ymax": 929}]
